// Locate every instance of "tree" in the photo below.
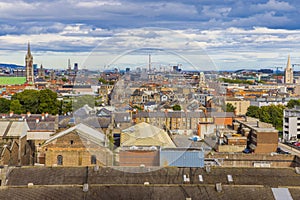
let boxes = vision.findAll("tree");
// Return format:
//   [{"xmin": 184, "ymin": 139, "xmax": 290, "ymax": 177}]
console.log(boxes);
[
  {"xmin": 246, "ymin": 104, "xmax": 284, "ymax": 131},
  {"xmin": 12, "ymin": 90, "xmax": 39, "ymax": 113},
  {"xmin": 10, "ymin": 99, "xmax": 23, "ymax": 114},
  {"xmin": 38, "ymin": 89, "xmax": 59, "ymax": 114},
  {"xmin": 287, "ymin": 99, "xmax": 300, "ymax": 109},
  {"xmin": 0, "ymin": 98, "xmax": 11, "ymax": 113},
  {"xmin": 226, "ymin": 103, "xmax": 236, "ymax": 113},
  {"xmin": 61, "ymin": 77, "xmax": 68, "ymax": 82},
  {"xmin": 172, "ymin": 104, "xmax": 181, "ymax": 111},
  {"xmin": 11, "ymin": 89, "xmax": 59, "ymax": 114},
  {"xmin": 246, "ymin": 106, "xmax": 260, "ymax": 118}
]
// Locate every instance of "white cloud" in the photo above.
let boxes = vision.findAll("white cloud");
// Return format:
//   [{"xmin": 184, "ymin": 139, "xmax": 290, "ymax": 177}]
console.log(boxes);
[{"xmin": 256, "ymin": 0, "xmax": 293, "ymax": 11}]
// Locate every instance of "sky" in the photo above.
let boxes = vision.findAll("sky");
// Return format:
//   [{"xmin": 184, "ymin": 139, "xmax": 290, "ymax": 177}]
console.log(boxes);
[{"xmin": 0, "ymin": 0, "xmax": 300, "ymax": 71}]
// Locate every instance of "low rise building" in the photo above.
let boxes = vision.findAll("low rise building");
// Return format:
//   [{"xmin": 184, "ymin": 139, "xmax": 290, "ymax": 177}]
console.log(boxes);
[
  {"xmin": 39, "ymin": 123, "xmax": 113, "ymax": 166},
  {"xmin": 235, "ymin": 118, "xmax": 278, "ymax": 153},
  {"xmin": 225, "ymin": 97, "xmax": 250, "ymax": 116}
]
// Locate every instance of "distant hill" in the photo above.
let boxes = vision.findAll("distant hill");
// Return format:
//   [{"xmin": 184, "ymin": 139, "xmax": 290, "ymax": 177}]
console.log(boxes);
[{"xmin": 0, "ymin": 63, "xmax": 24, "ymax": 69}]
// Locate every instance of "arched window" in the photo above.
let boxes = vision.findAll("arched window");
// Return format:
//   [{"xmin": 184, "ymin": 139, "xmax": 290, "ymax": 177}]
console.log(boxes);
[
  {"xmin": 91, "ymin": 155, "xmax": 97, "ymax": 164},
  {"xmin": 57, "ymin": 155, "xmax": 63, "ymax": 165}
]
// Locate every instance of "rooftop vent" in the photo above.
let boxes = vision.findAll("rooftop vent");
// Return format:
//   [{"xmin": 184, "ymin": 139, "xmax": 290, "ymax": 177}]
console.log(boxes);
[
  {"xmin": 94, "ymin": 165, "xmax": 99, "ymax": 172},
  {"xmin": 198, "ymin": 175, "xmax": 203, "ymax": 182},
  {"xmin": 83, "ymin": 183, "xmax": 89, "ymax": 192},
  {"xmin": 227, "ymin": 174, "xmax": 233, "ymax": 183},
  {"xmin": 215, "ymin": 183, "xmax": 222, "ymax": 192},
  {"xmin": 28, "ymin": 183, "xmax": 34, "ymax": 188},
  {"xmin": 205, "ymin": 166, "xmax": 211, "ymax": 173},
  {"xmin": 183, "ymin": 174, "xmax": 190, "ymax": 183}
]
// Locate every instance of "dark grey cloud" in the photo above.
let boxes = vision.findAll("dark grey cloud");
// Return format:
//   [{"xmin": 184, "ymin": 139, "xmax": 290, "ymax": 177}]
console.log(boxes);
[{"xmin": 0, "ymin": 0, "xmax": 299, "ymax": 33}]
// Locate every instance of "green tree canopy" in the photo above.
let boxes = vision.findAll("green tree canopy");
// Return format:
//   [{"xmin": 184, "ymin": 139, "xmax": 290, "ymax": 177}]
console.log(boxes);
[
  {"xmin": 38, "ymin": 89, "xmax": 59, "ymax": 114},
  {"xmin": 11, "ymin": 89, "xmax": 59, "ymax": 114},
  {"xmin": 226, "ymin": 103, "xmax": 236, "ymax": 113},
  {"xmin": 246, "ymin": 104, "xmax": 284, "ymax": 131},
  {"xmin": 10, "ymin": 99, "xmax": 23, "ymax": 114},
  {"xmin": 12, "ymin": 90, "xmax": 39, "ymax": 113},
  {"xmin": 287, "ymin": 99, "xmax": 300, "ymax": 109},
  {"xmin": 172, "ymin": 104, "xmax": 181, "ymax": 111},
  {"xmin": 0, "ymin": 98, "xmax": 11, "ymax": 113}
]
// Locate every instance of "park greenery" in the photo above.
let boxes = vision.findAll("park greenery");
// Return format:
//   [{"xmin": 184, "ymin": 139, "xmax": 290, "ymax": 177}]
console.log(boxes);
[
  {"xmin": 1, "ymin": 89, "xmax": 101, "ymax": 115},
  {"xmin": 219, "ymin": 78, "xmax": 255, "ymax": 85},
  {"xmin": 246, "ymin": 105, "xmax": 285, "ymax": 131}
]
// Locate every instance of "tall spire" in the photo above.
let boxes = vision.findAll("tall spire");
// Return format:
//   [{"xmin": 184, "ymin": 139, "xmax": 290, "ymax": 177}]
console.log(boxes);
[
  {"xmin": 27, "ymin": 42, "xmax": 31, "ymax": 56},
  {"xmin": 286, "ymin": 54, "xmax": 291, "ymax": 69},
  {"xmin": 284, "ymin": 55, "xmax": 293, "ymax": 84}
]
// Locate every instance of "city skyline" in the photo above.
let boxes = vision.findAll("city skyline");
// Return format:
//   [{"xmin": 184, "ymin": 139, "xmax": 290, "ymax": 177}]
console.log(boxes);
[{"xmin": 0, "ymin": 0, "xmax": 300, "ymax": 70}]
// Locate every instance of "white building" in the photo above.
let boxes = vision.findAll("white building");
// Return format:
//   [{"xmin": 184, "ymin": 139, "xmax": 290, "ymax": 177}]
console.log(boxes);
[{"xmin": 283, "ymin": 106, "xmax": 300, "ymax": 141}]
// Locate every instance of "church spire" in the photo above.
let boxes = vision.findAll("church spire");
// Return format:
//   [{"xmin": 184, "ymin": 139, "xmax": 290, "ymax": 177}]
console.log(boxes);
[
  {"xmin": 286, "ymin": 54, "xmax": 291, "ymax": 69},
  {"xmin": 27, "ymin": 42, "xmax": 31, "ymax": 56}
]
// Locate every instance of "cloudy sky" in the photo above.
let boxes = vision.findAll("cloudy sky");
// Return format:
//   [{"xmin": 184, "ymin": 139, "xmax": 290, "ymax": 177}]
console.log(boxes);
[{"xmin": 0, "ymin": 0, "xmax": 300, "ymax": 70}]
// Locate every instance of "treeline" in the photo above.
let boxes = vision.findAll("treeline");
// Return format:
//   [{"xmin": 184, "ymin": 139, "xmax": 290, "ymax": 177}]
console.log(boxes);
[
  {"xmin": 220, "ymin": 78, "xmax": 255, "ymax": 85},
  {"xmin": 0, "ymin": 89, "xmax": 60, "ymax": 114},
  {"xmin": 246, "ymin": 105, "xmax": 285, "ymax": 131},
  {"xmin": 246, "ymin": 99, "xmax": 300, "ymax": 131},
  {"xmin": 0, "ymin": 89, "xmax": 100, "ymax": 115}
]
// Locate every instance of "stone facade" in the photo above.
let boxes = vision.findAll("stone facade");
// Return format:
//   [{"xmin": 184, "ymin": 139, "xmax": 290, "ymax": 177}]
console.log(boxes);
[{"xmin": 40, "ymin": 132, "xmax": 113, "ymax": 167}]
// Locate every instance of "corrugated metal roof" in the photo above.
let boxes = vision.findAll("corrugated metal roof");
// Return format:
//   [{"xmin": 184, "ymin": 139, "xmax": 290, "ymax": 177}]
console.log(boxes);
[{"xmin": 160, "ymin": 150, "xmax": 204, "ymax": 167}]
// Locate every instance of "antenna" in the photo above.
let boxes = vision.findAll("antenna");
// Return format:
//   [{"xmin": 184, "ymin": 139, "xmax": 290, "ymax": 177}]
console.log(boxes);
[{"xmin": 68, "ymin": 59, "xmax": 71, "ymax": 71}]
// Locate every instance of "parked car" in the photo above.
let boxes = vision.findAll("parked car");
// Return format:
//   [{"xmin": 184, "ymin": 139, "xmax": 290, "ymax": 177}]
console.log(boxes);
[
  {"xmin": 188, "ymin": 136, "xmax": 202, "ymax": 142},
  {"xmin": 243, "ymin": 148, "xmax": 252, "ymax": 154},
  {"xmin": 276, "ymin": 147, "xmax": 290, "ymax": 154},
  {"xmin": 294, "ymin": 142, "xmax": 300, "ymax": 147}
]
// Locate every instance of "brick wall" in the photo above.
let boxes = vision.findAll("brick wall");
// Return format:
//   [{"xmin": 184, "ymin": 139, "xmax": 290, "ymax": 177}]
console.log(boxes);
[{"xmin": 119, "ymin": 150, "xmax": 159, "ymax": 166}]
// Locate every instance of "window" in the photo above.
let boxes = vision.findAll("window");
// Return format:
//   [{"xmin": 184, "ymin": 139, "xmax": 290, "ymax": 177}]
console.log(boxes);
[
  {"xmin": 91, "ymin": 155, "xmax": 97, "ymax": 164},
  {"xmin": 70, "ymin": 140, "xmax": 74, "ymax": 145},
  {"xmin": 57, "ymin": 155, "xmax": 63, "ymax": 165}
]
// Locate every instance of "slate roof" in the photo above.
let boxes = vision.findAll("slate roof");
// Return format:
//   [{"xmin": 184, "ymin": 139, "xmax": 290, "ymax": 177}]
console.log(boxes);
[
  {"xmin": 43, "ymin": 123, "xmax": 106, "ymax": 146},
  {"xmin": 6, "ymin": 166, "xmax": 300, "ymax": 187},
  {"xmin": 1, "ymin": 185, "xmax": 296, "ymax": 200}
]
